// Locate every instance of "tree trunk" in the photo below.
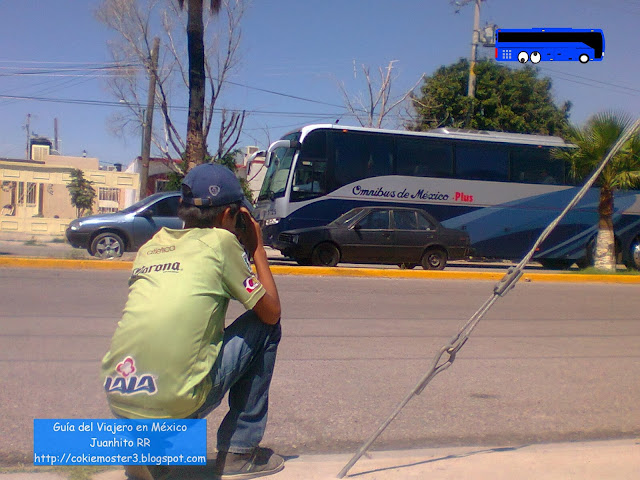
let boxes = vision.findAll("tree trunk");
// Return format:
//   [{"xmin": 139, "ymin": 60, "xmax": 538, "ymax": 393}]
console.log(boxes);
[
  {"xmin": 185, "ymin": 0, "xmax": 207, "ymax": 171},
  {"xmin": 594, "ymin": 185, "xmax": 616, "ymax": 271}
]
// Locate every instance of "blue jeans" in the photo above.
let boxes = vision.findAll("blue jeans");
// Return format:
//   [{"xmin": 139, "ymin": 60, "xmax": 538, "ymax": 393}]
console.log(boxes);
[{"xmin": 193, "ymin": 310, "xmax": 281, "ymax": 454}]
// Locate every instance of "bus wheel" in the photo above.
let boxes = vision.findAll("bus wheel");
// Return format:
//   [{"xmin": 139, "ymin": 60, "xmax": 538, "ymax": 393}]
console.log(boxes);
[
  {"xmin": 576, "ymin": 256, "xmax": 590, "ymax": 269},
  {"xmin": 579, "ymin": 54, "xmax": 589, "ymax": 64},
  {"xmin": 422, "ymin": 248, "xmax": 447, "ymax": 270},
  {"xmin": 311, "ymin": 243, "xmax": 340, "ymax": 267},
  {"xmin": 539, "ymin": 259, "xmax": 573, "ymax": 270},
  {"xmin": 625, "ymin": 238, "xmax": 640, "ymax": 270}
]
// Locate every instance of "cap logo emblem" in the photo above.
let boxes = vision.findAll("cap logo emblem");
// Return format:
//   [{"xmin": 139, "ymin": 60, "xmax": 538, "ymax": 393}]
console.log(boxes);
[{"xmin": 209, "ymin": 185, "xmax": 221, "ymax": 197}]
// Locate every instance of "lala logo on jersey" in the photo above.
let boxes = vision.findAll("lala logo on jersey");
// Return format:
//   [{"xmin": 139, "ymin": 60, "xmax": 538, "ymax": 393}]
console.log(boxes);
[
  {"xmin": 243, "ymin": 276, "xmax": 260, "ymax": 293},
  {"xmin": 104, "ymin": 356, "xmax": 157, "ymax": 396}
]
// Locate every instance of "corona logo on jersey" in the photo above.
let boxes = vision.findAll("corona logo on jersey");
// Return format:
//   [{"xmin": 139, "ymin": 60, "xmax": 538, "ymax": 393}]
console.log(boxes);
[{"xmin": 104, "ymin": 356, "xmax": 157, "ymax": 396}]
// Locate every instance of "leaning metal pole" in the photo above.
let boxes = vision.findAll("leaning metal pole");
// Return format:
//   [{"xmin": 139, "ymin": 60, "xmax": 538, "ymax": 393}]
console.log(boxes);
[{"xmin": 337, "ymin": 118, "xmax": 640, "ymax": 478}]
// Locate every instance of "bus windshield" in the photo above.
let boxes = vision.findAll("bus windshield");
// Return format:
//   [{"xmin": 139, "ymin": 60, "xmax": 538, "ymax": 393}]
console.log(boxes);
[{"xmin": 258, "ymin": 132, "xmax": 300, "ymax": 201}]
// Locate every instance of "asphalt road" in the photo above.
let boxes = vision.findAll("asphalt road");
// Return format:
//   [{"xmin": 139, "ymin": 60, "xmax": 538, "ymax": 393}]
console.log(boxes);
[
  {"xmin": 0, "ymin": 238, "xmax": 558, "ymax": 271},
  {"xmin": 0, "ymin": 268, "xmax": 638, "ymax": 466}
]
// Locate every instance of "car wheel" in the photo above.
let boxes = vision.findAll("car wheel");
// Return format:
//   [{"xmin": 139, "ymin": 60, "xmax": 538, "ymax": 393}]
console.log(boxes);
[
  {"xmin": 625, "ymin": 237, "xmax": 640, "ymax": 270},
  {"xmin": 579, "ymin": 54, "xmax": 589, "ymax": 64},
  {"xmin": 398, "ymin": 263, "xmax": 417, "ymax": 269},
  {"xmin": 421, "ymin": 248, "xmax": 447, "ymax": 270},
  {"xmin": 311, "ymin": 243, "xmax": 340, "ymax": 267},
  {"xmin": 90, "ymin": 232, "xmax": 124, "ymax": 259}
]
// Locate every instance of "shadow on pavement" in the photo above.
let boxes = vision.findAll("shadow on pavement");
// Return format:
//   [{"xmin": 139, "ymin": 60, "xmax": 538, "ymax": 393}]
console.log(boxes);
[{"xmin": 348, "ymin": 445, "xmax": 527, "ymax": 478}]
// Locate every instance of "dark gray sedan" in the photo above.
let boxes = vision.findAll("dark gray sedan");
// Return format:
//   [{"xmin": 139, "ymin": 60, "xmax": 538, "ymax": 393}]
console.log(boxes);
[
  {"xmin": 66, "ymin": 192, "xmax": 183, "ymax": 258},
  {"xmin": 277, "ymin": 206, "xmax": 471, "ymax": 269}
]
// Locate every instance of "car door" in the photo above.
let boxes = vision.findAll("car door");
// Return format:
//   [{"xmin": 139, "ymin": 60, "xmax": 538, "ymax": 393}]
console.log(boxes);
[
  {"xmin": 131, "ymin": 195, "xmax": 183, "ymax": 248},
  {"xmin": 343, "ymin": 209, "xmax": 394, "ymax": 263},
  {"xmin": 392, "ymin": 210, "xmax": 435, "ymax": 263}
]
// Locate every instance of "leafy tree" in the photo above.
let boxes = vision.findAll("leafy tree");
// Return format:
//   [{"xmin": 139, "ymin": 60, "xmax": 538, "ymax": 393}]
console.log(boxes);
[
  {"xmin": 66, "ymin": 169, "xmax": 97, "ymax": 218},
  {"xmin": 554, "ymin": 112, "xmax": 640, "ymax": 271},
  {"xmin": 410, "ymin": 59, "xmax": 571, "ymax": 136}
]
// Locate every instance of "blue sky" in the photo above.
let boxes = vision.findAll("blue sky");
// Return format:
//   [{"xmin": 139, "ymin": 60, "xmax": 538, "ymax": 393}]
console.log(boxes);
[{"xmin": 0, "ymin": 0, "xmax": 639, "ymax": 167}]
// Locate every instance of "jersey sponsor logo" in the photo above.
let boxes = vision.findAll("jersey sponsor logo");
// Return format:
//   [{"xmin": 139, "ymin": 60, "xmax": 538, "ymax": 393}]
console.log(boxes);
[
  {"xmin": 132, "ymin": 262, "xmax": 181, "ymax": 276},
  {"xmin": 104, "ymin": 356, "xmax": 157, "ymax": 396},
  {"xmin": 243, "ymin": 276, "xmax": 260, "ymax": 293},
  {"xmin": 146, "ymin": 245, "xmax": 176, "ymax": 255}
]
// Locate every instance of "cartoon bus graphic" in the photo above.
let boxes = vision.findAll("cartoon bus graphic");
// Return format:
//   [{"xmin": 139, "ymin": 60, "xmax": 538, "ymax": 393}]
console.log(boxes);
[{"xmin": 495, "ymin": 28, "xmax": 605, "ymax": 64}]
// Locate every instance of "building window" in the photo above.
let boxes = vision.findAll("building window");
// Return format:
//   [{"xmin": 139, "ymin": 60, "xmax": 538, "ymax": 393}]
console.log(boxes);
[
  {"xmin": 155, "ymin": 179, "xmax": 171, "ymax": 192},
  {"xmin": 98, "ymin": 187, "xmax": 120, "ymax": 213},
  {"xmin": 17, "ymin": 182, "xmax": 37, "ymax": 206}
]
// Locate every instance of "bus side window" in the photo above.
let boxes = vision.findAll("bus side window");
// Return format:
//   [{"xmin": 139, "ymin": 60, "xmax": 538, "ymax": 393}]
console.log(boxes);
[
  {"xmin": 396, "ymin": 138, "xmax": 453, "ymax": 178},
  {"xmin": 333, "ymin": 132, "xmax": 393, "ymax": 186},
  {"xmin": 291, "ymin": 130, "xmax": 328, "ymax": 200},
  {"xmin": 456, "ymin": 143, "xmax": 509, "ymax": 182},
  {"xmin": 510, "ymin": 147, "xmax": 564, "ymax": 185}
]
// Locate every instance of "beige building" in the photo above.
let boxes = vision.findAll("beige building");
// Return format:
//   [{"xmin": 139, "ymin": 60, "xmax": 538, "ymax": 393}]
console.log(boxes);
[
  {"xmin": 0, "ymin": 144, "xmax": 139, "ymax": 238},
  {"xmin": 236, "ymin": 146, "xmax": 266, "ymax": 203}
]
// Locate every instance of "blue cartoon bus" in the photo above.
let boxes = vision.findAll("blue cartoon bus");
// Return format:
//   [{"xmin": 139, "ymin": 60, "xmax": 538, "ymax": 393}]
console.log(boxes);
[{"xmin": 495, "ymin": 28, "xmax": 605, "ymax": 64}]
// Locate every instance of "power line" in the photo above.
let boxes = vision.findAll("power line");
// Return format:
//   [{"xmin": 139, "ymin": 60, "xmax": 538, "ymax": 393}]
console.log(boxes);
[
  {"xmin": 538, "ymin": 65, "xmax": 640, "ymax": 96},
  {"xmin": 0, "ymin": 58, "xmax": 349, "ymax": 109},
  {"xmin": 0, "ymin": 63, "xmax": 138, "ymax": 77},
  {"xmin": 0, "ymin": 92, "xmax": 352, "ymax": 118}
]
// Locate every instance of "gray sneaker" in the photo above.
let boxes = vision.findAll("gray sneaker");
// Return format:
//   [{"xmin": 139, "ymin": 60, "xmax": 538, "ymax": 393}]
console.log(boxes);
[{"xmin": 215, "ymin": 447, "xmax": 285, "ymax": 479}]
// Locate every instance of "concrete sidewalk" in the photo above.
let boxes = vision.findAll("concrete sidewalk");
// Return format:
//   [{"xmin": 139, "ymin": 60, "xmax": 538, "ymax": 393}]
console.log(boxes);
[{"xmin": 1, "ymin": 439, "xmax": 638, "ymax": 479}]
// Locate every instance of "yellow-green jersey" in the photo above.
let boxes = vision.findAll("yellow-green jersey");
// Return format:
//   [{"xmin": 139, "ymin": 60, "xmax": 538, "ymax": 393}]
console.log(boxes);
[{"xmin": 100, "ymin": 227, "xmax": 265, "ymax": 419}]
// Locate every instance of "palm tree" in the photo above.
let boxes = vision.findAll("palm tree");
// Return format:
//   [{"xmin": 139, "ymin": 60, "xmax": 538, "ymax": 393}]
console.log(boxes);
[
  {"xmin": 555, "ymin": 112, "xmax": 640, "ymax": 271},
  {"xmin": 177, "ymin": 0, "xmax": 222, "ymax": 170}
]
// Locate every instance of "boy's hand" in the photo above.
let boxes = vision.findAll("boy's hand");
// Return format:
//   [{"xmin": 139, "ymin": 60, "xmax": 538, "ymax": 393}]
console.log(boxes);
[{"xmin": 236, "ymin": 207, "xmax": 263, "ymax": 256}]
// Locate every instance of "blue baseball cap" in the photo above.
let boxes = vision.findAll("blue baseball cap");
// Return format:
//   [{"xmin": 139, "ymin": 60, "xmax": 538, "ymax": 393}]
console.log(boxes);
[{"xmin": 181, "ymin": 163, "xmax": 252, "ymax": 211}]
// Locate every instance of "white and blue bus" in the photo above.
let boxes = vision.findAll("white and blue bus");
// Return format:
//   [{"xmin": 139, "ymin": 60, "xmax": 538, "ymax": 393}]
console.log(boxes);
[{"xmin": 254, "ymin": 124, "xmax": 640, "ymax": 269}]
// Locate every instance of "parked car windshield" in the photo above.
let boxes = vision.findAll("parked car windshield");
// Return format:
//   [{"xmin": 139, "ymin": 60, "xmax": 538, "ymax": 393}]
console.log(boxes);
[
  {"xmin": 119, "ymin": 192, "xmax": 179, "ymax": 214},
  {"xmin": 328, "ymin": 208, "xmax": 364, "ymax": 226}
]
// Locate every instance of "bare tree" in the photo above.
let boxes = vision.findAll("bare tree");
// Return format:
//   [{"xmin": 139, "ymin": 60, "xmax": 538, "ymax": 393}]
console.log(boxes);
[
  {"xmin": 338, "ymin": 60, "xmax": 424, "ymax": 129},
  {"xmin": 96, "ymin": 0, "xmax": 246, "ymax": 173}
]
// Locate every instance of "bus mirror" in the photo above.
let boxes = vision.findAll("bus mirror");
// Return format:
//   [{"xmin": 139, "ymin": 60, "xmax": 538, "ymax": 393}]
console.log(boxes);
[
  {"xmin": 265, "ymin": 139, "xmax": 298, "ymax": 168},
  {"xmin": 245, "ymin": 149, "xmax": 265, "ymax": 176}
]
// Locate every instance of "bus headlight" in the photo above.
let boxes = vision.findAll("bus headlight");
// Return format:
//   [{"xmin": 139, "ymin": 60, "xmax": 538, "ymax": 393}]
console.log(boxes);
[{"xmin": 265, "ymin": 218, "xmax": 280, "ymax": 226}]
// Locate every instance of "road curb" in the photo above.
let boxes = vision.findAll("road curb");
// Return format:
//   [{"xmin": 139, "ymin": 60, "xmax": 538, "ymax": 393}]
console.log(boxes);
[
  {"xmin": 2, "ymin": 257, "xmax": 640, "ymax": 283},
  {"xmin": 0, "ymin": 257, "xmax": 133, "ymax": 270}
]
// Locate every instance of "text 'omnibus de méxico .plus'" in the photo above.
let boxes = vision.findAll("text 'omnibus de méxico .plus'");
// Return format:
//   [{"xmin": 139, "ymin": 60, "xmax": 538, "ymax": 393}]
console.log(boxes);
[{"xmin": 253, "ymin": 124, "xmax": 640, "ymax": 270}]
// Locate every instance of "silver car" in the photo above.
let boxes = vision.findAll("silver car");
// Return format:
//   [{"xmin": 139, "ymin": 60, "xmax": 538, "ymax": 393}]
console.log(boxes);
[{"xmin": 66, "ymin": 192, "xmax": 183, "ymax": 258}]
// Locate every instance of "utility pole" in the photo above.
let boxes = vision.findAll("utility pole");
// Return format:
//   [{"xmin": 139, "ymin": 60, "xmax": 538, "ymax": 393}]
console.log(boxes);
[
  {"xmin": 139, "ymin": 37, "xmax": 160, "ymax": 200},
  {"xmin": 25, "ymin": 113, "xmax": 31, "ymax": 159},
  {"xmin": 54, "ymin": 118, "xmax": 59, "ymax": 152},
  {"xmin": 467, "ymin": 0, "xmax": 481, "ymax": 99}
]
